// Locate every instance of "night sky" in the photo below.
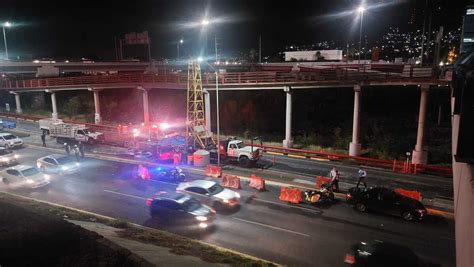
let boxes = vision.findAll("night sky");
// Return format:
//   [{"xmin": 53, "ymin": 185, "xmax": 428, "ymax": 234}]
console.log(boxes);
[{"xmin": 0, "ymin": 0, "xmax": 468, "ymax": 60}]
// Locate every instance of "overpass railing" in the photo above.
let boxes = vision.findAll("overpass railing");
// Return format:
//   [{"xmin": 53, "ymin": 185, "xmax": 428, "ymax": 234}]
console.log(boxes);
[{"xmin": 1, "ymin": 64, "xmax": 439, "ymax": 90}]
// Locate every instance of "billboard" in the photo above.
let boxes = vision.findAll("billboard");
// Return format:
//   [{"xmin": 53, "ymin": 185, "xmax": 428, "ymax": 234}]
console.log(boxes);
[{"xmin": 461, "ymin": 6, "xmax": 474, "ymax": 54}]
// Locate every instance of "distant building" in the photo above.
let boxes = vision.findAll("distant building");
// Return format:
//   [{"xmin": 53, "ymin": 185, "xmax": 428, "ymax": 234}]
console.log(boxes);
[
  {"xmin": 284, "ymin": 50, "xmax": 343, "ymax": 62},
  {"xmin": 461, "ymin": 6, "xmax": 474, "ymax": 54}
]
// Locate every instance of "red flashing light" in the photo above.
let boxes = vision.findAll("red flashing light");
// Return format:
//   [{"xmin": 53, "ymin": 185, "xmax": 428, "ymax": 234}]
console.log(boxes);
[
  {"xmin": 344, "ymin": 254, "xmax": 356, "ymax": 264},
  {"xmin": 146, "ymin": 198, "xmax": 153, "ymax": 206}
]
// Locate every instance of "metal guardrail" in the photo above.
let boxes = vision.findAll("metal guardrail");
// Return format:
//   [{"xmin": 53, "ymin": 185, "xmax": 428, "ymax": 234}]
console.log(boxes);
[{"xmin": 1, "ymin": 64, "xmax": 444, "ymax": 90}]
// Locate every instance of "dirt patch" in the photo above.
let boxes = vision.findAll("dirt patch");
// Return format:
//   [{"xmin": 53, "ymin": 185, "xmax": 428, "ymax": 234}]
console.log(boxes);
[{"xmin": 0, "ymin": 198, "xmax": 152, "ymax": 267}]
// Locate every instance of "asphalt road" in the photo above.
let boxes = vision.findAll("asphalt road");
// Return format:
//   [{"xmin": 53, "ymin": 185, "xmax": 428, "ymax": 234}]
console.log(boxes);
[{"xmin": 0, "ymin": 146, "xmax": 455, "ymax": 266}]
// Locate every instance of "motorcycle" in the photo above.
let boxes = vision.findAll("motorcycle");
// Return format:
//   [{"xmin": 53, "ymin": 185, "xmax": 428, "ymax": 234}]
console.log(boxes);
[{"xmin": 303, "ymin": 184, "xmax": 335, "ymax": 204}]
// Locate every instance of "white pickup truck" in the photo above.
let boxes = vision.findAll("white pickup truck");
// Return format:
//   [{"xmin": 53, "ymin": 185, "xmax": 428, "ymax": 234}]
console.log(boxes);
[
  {"xmin": 214, "ymin": 137, "xmax": 262, "ymax": 167},
  {"xmin": 39, "ymin": 118, "xmax": 103, "ymax": 144}
]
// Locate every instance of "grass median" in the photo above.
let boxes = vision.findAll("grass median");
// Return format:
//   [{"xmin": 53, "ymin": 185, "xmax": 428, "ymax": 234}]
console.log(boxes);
[{"xmin": 0, "ymin": 192, "xmax": 275, "ymax": 267}]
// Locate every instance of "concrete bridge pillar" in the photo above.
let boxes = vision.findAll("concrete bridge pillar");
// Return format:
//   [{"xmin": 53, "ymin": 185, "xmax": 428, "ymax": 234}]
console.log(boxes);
[
  {"xmin": 349, "ymin": 84, "xmax": 362, "ymax": 156},
  {"xmin": 412, "ymin": 85, "xmax": 429, "ymax": 164},
  {"xmin": 48, "ymin": 90, "xmax": 59, "ymax": 119},
  {"xmin": 204, "ymin": 89, "xmax": 212, "ymax": 135},
  {"xmin": 9, "ymin": 92, "xmax": 22, "ymax": 113},
  {"xmin": 92, "ymin": 89, "xmax": 101, "ymax": 124},
  {"xmin": 138, "ymin": 87, "xmax": 150, "ymax": 123},
  {"xmin": 283, "ymin": 86, "xmax": 293, "ymax": 148}
]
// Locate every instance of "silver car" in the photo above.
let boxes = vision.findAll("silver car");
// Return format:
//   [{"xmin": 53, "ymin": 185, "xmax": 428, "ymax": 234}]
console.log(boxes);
[
  {"xmin": 176, "ymin": 179, "xmax": 240, "ymax": 209},
  {"xmin": 0, "ymin": 147, "xmax": 19, "ymax": 166},
  {"xmin": 0, "ymin": 133, "xmax": 24, "ymax": 148},
  {"xmin": 0, "ymin": 165, "xmax": 50, "ymax": 188},
  {"xmin": 37, "ymin": 154, "xmax": 80, "ymax": 174}
]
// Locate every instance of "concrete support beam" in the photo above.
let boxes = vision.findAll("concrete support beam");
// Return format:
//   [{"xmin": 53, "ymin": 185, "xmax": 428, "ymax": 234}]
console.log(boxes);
[
  {"xmin": 412, "ymin": 85, "xmax": 429, "ymax": 164},
  {"xmin": 138, "ymin": 86, "xmax": 150, "ymax": 123},
  {"xmin": 92, "ymin": 90, "xmax": 101, "ymax": 124},
  {"xmin": 283, "ymin": 86, "xmax": 293, "ymax": 148},
  {"xmin": 49, "ymin": 91, "xmax": 58, "ymax": 119},
  {"xmin": 349, "ymin": 84, "xmax": 362, "ymax": 156},
  {"xmin": 9, "ymin": 92, "xmax": 22, "ymax": 113},
  {"xmin": 204, "ymin": 89, "xmax": 212, "ymax": 135}
]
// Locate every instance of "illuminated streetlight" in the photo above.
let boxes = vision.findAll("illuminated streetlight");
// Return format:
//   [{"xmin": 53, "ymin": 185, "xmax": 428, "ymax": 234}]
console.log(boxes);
[
  {"xmin": 357, "ymin": 6, "xmax": 365, "ymax": 66},
  {"xmin": 201, "ymin": 19, "xmax": 209, "ymax": 26},
  {"xmin": 177, "ymin": 39, "xmax": 184, "ymax": 61},
  {"xmin": 2, "ymin": 21, "xmax": 12, "ymax": 60},
  {"xmin": 197, "ymin": 57, "xmax": 203, "ymax": 62}
]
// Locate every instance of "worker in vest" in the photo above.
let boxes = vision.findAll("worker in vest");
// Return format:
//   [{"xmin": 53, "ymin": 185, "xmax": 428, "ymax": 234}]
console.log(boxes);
[
  {"xmin": 356, "ymin": 167, "xmax": 367, "ymax": 188},
  {"xmin": 328, "ymin": 166, "xmax": 340, "ymax": 192}
]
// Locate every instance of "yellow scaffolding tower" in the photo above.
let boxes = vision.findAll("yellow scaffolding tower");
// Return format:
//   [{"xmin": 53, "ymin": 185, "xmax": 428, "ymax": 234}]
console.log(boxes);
[{"xmin": 186, "ymin": 61, "xmax": 210, "ymax": 149}]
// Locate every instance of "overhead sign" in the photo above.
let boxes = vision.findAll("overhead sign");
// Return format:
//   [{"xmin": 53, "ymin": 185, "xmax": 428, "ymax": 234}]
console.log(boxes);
[{"xmin": 124, "ymin": 31, "xmax": 150, "ymax": 45}]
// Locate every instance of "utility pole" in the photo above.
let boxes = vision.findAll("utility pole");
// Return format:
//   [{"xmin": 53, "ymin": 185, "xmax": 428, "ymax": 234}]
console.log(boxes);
[
  {"xmin": 214, "ymin": 35, "xmax": 218, "ymax": 63},
  {"xmin": 259, "ymin": 34, "xmax": 262, "ymax": 63}
]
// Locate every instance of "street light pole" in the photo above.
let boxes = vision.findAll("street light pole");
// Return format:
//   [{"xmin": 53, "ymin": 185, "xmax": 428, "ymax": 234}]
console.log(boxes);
[
  {"xmin": 215, "ymin": 70, "xmax": 220, "ymax": 167},
  {"xmin": 2, "ymin": 22, "xmax": 11, "ymax": 60},
  {"xmin": 177, "ymin": 39, "xmax": 183, "ymax": 61},
  {"xmin": 358, "ymin": 7, "xmax": 364, "ymax": 66}
]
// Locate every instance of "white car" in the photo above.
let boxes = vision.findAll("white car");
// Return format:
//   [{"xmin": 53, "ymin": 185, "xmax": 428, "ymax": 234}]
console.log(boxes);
[
  {"xmin": 0, "ymin": 165, "xmax": 50, "ymax": 188},
  {"xmin": 0, "ymin": 147, "xmax": 19, "ymax": 166},
  {"xmin": 176, "ymin": 179, "xmax": 240, "ymax": 209},
  {"xmin": 37, "ymin": 154, "xmax": 80, "ymax": 174},
  {"xmin": 0, "ymin": 133, "xmax": 24, "ymax": 148}
]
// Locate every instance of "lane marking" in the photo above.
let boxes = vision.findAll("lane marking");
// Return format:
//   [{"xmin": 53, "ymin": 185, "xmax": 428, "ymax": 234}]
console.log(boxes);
[
  {"xmin": 293, "ymin": 178, "xmax": 315, "ymax": 185},
  {"xmin": 103, "ymin": 190, "xmax": 147, "ymax": 201},
  {"xmin": 233, "ymin": 217, "xmax": 310, "ymax": 237},
  {"xmin": 251, "ymin": 198, "xmax": 322, "ymax": 214}
]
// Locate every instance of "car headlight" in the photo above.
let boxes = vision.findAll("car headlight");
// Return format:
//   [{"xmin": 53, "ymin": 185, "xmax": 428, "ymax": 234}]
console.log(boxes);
[
  {"xmin": 235, "ymin": 192, "xmax": 241, "ymax": 199},
  {"xmin": 26, "ymin": 179, "xmax": 34, "ymax": 184},
  {"xmin": 195, "ymin": 216, "xmax": 208, "ymax": 222},
  {"xmin": 61, "ymin": 166, "xmax": 68, "ymax": 171},
  {"xmin": 198, "ymin": 222, "xmax": 208, "ymax": 228},
  {"xmin": 9, "ymin": 141, "xmax": 14, "ymax": 145},
  {"xmin": 14, "ymin": 155, "xmax": 19, "ymax": 159},
  {"xmin": 0, "ymin": 157, "xmax": 8, "ymax": 162},
  {"xmin": 75, "ymin": 162, "xmax": 80, "ymax": 167},
  {"xmin": 44, "ymin": 174, "xmax": 50, "ymax": 181},
  {"xmin": 223, "ymin": 199, "xmax": 229, "ymax": 203}
]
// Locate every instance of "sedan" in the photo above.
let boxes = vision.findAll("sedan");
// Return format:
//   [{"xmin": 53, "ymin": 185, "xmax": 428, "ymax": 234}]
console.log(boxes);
[
  {"xmin": 0, "ymin": 147, "xmax": 19, "ymax": 166},
  {"xmin": 345, "ymin": 240, "xmax": 421, "ymax": 267},
  {"xmin": 176, "ymin": 179, "xmax": 240, "ymax": 209},
  {"xmin": 147, "ymin": 192, "xmax": 216, "ymax": 229},
  {"xmin": 37, "ymin": 154, "xmax": 80, "ymax": 174},
  {"xmin": 0, "ymin": 165, "xmax": 50, "ymax": 188},
  {"xmin": 346, "ymin": 187, "xmax": 427, "ymax": 221}
]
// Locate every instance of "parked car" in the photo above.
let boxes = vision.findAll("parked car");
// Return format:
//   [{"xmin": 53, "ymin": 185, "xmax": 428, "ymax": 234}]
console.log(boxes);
[
  {"xmin": 0, "ymin": 147, "xmax": 19, "ymax": 166},
  {"xmin": 36, "ymin": 154, "xmax": 80, "ymax": 174},
  {"xmin": 0, "ymin": 165, "xmax": 50, "ymax": 188},
  {"xmin": 146, "ymin": 192, "xmax": 216, "ymax": 229},
  {"xmin": 176, "ymin": 179, "xmax": 240, "ymax": 210},
  {"xmin": 345, "ymin": 240, "xmax": 421, "ymax": 267},
  {"xmin": 0, "ymin": 133, "xmax": 24, "ymax": 148},
  {"xmin": 346, "ymin": 187, "xmax": 427, "ymax": 221}
]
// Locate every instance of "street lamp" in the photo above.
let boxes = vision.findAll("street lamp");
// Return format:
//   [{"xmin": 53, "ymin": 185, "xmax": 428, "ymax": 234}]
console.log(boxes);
[
  {"xmin": 177, "ymin": 39, "xmax": 183, "ymax": 61},
  {"xmin": 201, "ymin": 19, "xmax": 209, "ymax": 26},
  {"xmin": 2, "ymin": 21, "xmax": 12, "ymax": 60},
  {"xmin": 357, "ymin": 6, "xmax": 365, "ymax": 66}
]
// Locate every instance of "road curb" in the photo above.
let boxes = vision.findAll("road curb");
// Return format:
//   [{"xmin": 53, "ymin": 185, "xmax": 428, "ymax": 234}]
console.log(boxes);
[{"xmin": 0, "ymin": 190, "xmax": 280, "ymax": 266}]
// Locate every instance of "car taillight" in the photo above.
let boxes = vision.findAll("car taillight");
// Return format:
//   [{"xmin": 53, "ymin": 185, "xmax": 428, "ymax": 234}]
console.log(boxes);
[
  {"xmin": 344, "ymin": 254, "xmax": 356, "ymax": 264},
  {"xmin": 146, "ymin": 198, "xmax": 153, "ymax": 206},
  {"xmin": 346, "ymin": 194, "xmax": 353, "ymax": 199}
]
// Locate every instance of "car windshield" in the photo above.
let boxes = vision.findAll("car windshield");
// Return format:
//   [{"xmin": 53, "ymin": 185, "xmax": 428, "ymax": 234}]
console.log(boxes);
[
  {"xmin": 22, "ymin": 168, "xmax": 40, "ymax": 177},
  {"xmin": 2, "ymin": 134, "xmax": 16, "ymax": 140},
  {"xmin": 0, "ymin": 149, "xmax": 12, "ymax": 155},
  {"xmin": 56, "ymin": 156, "xmax": 74, "ymax": 164},
  {"xmin": 181, "ymin": 198, "xmax": 202, "ymax": 212},
  {"xmin": 208, "ymin": 183, "xmax": 224, "ymax": 195},
  {"xmin": 236, "ymin": 141, "xmax": 245, "ymax": 149}
]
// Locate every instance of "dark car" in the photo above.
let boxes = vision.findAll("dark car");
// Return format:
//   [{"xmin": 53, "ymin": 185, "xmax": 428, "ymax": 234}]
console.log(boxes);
[
  {"xmin": 146, "ymin": 192, "xmax": 216, "ymax": 230},
  {"xmin": 346, "ymin": 187, "xmax": 427, "ymax": 221},
  {"xmin": 345, "ymin": 240, "xmax": 421, "ymax": 267},
  {"xmin": 139, "ymin": 166, "xmax": 186, "ymax": 184}
]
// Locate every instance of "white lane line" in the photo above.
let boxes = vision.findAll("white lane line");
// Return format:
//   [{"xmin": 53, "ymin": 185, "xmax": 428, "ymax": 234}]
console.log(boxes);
[
  {"xmin": 293, "ymin": 178, "xmax": 315, "ymax": 185},
  {"xmin": 252, "ymin": 198, "xmax": 321, "ymax": 214},
  {"xmin": 233, "ymin": 217, "xmax": 310, "ymax": 237},
  {"xmin": 103, "ymin": 190, "xmax": 147, "ymax": 200}
]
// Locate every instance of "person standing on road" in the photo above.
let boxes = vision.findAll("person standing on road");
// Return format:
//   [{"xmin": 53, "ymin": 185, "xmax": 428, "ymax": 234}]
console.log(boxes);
[
  {"xmin": 64, "ymin": 143, "xmax": 71, "ymax": 155},
  {"xmin": 73, "ymin": 145, "xmax": 80, "ymax": 162},
  {"xmin": 356, "ymin": 167, "xmax": 367, "ymax": 188},
  {"xmin": 78, "ymin": 141, "xmax": 85, "ymax": 159},
  {"xmin": 41, "ymin": 134, "xmax": 46, "ymax": 147},
  {"xmin": 329, "ymin": 167, "xmax": 340, "ymax": 192}
]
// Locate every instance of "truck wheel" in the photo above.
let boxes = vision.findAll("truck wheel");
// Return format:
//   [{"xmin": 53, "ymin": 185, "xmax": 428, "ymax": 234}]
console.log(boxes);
[
  {"xmin": 238, "ymin": 156, "xmax": 250, "ymax": 168},
  {"xmin": 2, "ymin": 178, "xmax": 9, "ymax": 185},
  {"xmin": 88, "ymin": 138, "xmax": 95, "ymax": 145}
]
